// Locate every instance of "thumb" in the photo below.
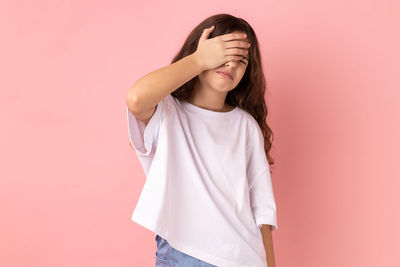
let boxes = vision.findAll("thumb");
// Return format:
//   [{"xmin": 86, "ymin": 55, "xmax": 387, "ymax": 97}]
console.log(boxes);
[{"xmin": 199, "ymin": 25, "xmax": 215, "ymax": 41}]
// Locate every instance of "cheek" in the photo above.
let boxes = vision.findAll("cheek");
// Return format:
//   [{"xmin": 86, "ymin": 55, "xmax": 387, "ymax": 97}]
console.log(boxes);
[
  {"xmin": 200, "ymin": 70, "xmax": 214, "ymax": 78},
  {"xmin": 198, "ymin": 71, "xmax": 210, "ymax": 82},
  {"xmin": 208, "ymin": 71, "xmax": 222, "ymax": 82},
  {"xmin": 236, "ymin": 69, "xmax": 246, "ymax": 80},
  {"xmin": 198, "ymin": 71, "xmax": 219, "ymax": 85}
]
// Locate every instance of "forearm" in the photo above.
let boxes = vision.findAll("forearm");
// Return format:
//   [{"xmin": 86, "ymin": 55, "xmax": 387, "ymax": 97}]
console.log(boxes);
[
  {"xmin": 126, "ymin": 52, "xmax": 203, "ymax": 113},
  {"xmin": 260, "ymin": 224, "xmax": 276, "ymax": 267}
]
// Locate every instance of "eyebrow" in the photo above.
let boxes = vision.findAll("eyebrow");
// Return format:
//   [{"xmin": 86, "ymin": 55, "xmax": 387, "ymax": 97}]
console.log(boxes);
[{"xmin": 241, "ymin": 55, "xmax": 249, "ymax": 62}]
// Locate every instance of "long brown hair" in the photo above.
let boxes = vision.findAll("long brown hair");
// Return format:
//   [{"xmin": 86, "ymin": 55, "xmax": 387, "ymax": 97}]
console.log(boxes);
[{"xmin": 170, "ymin": 13, "xmax": 275, "ymax": 167}]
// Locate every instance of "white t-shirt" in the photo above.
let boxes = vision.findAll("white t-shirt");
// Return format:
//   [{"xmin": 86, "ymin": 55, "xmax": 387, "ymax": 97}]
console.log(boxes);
[{"xmin": 126, "ymin": 93, "xmax": 278, "ymax": 267}]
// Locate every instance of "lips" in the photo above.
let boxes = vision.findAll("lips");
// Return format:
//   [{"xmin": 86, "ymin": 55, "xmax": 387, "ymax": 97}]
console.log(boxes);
[{"xmin": 216, "ymin": 71, "xmax": 233, "ymax": 80}]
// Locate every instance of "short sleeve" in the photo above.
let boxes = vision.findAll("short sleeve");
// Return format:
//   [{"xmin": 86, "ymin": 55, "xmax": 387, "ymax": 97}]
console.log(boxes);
[
  {"xmin": 246, "ymin": 118, "xmax": 278, "ymax": 231},
  {"xmin": 248, "ymin": 167, "xmax": 278, "ymax": 231},
  {"xmin": 126, "ymin": 94, "xmax": 171, "ymax": 157}
]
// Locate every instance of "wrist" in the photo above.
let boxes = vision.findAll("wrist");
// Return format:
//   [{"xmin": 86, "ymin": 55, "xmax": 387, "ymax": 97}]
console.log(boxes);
[{"xmin": 189, "ymin": 52, "xmax": 205, "ymax": 73}]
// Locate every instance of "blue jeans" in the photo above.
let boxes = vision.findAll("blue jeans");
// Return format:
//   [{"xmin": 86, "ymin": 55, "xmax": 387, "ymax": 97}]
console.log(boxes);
[{"xmin": 155, "ymin": 234, "xmax": 217, "ymax": 267}]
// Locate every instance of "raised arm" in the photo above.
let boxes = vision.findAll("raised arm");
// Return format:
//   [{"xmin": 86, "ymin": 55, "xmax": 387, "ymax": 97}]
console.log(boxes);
[{"xmin": 125, "ymin": 52, "xmax": 203, "ymax": 123}]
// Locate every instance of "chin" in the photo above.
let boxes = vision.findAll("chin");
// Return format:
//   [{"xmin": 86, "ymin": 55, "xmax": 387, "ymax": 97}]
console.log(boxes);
[
  {"xmin": 212, "ymin": 85, "xmax": 235, "ymax": 93},
  {"xmin": 214, "ymin": 80, "xmax": 236, "ymax": 89}
]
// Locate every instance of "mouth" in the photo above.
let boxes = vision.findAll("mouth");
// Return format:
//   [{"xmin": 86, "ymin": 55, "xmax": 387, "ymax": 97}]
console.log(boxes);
[{"xmin": 216, "ymin": 71, "xmax": 233, "ymax": 80}]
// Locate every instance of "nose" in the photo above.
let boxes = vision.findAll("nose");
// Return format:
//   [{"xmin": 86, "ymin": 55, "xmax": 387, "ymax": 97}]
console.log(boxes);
[{"xmin": 225, "ymin": 60, "xmax": 239, "ymax": 67}]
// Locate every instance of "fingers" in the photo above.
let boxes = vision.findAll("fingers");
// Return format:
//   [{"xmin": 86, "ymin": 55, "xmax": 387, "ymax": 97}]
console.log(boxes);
[
  {"xmin": 199, "ymin": 25, "xmax": 215, "ymax": 41},
  {"xmin": 225, "ymin": 55, "xmax": 246, "ymax": 63},
  {"xmin": 224, "ymin": 48, "xmax": 249, "ymax": 58},
  {"xmin": 221, "ymin": 32, "xmax": 248, "ymax": 42},
  {"xmin": 224, "ymin": 40, "xmax": 250, "ymax": 61},
  {"xmin": 225, "ymin": 40, "xmax": 251, "ymax": 49}
]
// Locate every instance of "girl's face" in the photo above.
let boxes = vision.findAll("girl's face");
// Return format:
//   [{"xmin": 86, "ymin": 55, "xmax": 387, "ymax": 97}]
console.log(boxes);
[{"xmin": 197, "ymin": 31, "xmax": 249, "ymax": 94}]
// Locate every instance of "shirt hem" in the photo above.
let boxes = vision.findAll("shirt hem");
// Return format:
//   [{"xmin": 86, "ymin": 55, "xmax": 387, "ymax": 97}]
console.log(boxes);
[{"xmin": 131, "ymin": 215, "xmax": 257, "ymax": 267}]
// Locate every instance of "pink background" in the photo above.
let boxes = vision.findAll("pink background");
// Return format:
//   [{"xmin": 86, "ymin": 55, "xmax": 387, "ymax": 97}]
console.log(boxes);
[{"xmin": 1, "ymin": 0, "xmax": 399, "ymax": 266}]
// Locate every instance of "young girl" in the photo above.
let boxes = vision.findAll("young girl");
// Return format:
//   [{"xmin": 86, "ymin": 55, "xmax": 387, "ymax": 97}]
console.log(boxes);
[{"xmin": 126, "ymin": 14, "xmax": 278, "ymax": 267}]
